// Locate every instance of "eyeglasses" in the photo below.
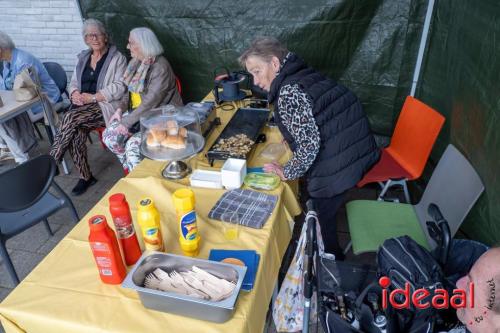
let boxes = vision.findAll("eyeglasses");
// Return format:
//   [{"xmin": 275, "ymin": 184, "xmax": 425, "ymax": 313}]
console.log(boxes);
[{"xmin": 85, "ymin": 33, "xmax": 103, "ymax": 40}]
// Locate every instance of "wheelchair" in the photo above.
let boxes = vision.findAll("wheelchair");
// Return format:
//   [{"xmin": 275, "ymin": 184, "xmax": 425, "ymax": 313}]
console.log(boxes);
[{"xmin": 301, "ymin": 200, "xmax": 486, "ymax": 333}]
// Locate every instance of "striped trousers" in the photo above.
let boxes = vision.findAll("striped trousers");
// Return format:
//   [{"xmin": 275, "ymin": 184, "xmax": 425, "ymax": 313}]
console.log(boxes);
[{"xmin": 50, "ymin": 103, "xmax": 105, "ymax": 180}]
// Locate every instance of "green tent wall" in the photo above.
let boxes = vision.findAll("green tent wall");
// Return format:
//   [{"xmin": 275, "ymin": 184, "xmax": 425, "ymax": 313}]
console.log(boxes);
[
  {"xmin": 418, "ymin": 0, "xmax": 500, "ymax": 245},
  {"xmin": 78, "ymin": 0, "xmax": 500, "ymax": 245}
]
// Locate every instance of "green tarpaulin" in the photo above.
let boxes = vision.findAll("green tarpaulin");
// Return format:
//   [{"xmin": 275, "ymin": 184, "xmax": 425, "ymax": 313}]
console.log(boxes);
[
  {"xmin": 78, "ymin": 0, "xmax": 500, "ymax": 245},
  {"xmin": 419, "ymin": 0, "xmax": 500, "ymax": 245}
]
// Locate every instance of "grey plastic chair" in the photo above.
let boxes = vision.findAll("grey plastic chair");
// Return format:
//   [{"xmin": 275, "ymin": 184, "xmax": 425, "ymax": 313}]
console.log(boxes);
[
  {"xmin": 0, "ymin": 155, "xmax": 79, "ymax": 285},
  {"xmin": 43, "ymin": 62, "xmax": 69, "ymax": 99},
  {"xmin": 413, "ymin": 144, "xmax": 485, "ymax": 249},
  {"xmin": 345, "ymin": 144, "xmax": 484, "ymax": 254},
  {"xmin": 29, "ymin": 62, "xmax": 70, "ymax": 141}
]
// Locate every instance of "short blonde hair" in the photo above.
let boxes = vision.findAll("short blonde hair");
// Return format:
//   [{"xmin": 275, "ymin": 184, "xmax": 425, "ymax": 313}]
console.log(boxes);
[
  {"xmin": 130, "ymin": 27, "xmax": 164, "ymax": 58},
  {"xmin": 238, "ymin": 36, "xmax": 288, "ymax": 66}
]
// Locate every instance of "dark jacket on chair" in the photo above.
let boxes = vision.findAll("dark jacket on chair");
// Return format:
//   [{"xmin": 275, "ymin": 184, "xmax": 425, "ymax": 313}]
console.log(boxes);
[{"xmin": 268, "ymin": 53, "xmax": 379, "ymax": 198}]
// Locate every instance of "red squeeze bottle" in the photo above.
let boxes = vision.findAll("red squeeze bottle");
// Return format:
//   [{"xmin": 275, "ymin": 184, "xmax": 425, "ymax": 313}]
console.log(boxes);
[
  {"xmin": 88, "ymin": 215, "xmax": 127, "ymax": 284},
  {"xmin": 109, "ymin": 193, "xmax": 142, "ymax": 265}
]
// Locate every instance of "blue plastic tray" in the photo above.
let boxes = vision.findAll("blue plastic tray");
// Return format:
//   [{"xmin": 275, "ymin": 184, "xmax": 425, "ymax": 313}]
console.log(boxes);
[{"xmin": 209, "ymin": 249, "xmax": 260, "ymax": 291}]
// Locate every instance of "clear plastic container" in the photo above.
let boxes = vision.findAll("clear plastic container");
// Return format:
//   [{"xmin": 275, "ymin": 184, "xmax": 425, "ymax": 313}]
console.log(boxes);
[
  {"xmin": 243, "ymin": 172, "xmax": 281, "ymax": 190},
  {"xmin": 259, "ymin": 142, "xmax": 286, "ymax": 161},
  {"xmin": 140, "ymin": 105, "xmax": 205, "ymax": 161},
  {"xmin": 220, "ymin": 212, "xmax": 240, "ymax": 241}
]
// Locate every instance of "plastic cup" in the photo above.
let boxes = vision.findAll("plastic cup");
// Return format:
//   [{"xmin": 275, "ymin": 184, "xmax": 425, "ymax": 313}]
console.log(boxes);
[{"xmin": 220, "ymin": 212, "xmax": 240, "ymax": 240}]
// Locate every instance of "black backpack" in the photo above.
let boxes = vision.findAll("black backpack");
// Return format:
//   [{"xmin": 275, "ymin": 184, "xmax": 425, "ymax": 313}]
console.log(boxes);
[{"xmin": 377, "ymin": 236, "xmax": 456, "ymax": 332}]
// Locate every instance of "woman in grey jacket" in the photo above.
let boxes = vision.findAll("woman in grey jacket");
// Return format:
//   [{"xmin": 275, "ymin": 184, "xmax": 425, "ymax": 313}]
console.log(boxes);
[
  {"xmin": 103, "ymin": 27, "xmax": 183, "ymax": 172},
  {"xmin": 50, "ymin": 19, "xmax": 127, "ymax": 195}
]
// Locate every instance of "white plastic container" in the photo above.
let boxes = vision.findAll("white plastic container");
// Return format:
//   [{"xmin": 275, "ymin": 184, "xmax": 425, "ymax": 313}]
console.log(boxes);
[
  {"xmin": 189, "ymin": 169, "xmax": 223, "ymax": 189},
  {"xmin": 221, "ymin": 158, "xmax": 247, "ymax": 190}
]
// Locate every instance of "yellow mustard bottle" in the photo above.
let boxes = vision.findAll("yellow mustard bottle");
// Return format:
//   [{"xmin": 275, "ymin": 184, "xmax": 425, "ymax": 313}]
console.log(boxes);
[
  {"xmin": 172, "ymin": 188, "xmax": 200, "ymax": 257},
  {"xmin": 137, "ymin": 197, "xmax": 164, "ymax": 251}
]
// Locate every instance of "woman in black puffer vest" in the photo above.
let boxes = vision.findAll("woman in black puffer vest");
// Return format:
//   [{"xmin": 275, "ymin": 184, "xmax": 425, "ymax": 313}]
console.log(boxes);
[{"xmin": 239, "ymin": 37, "xmax": 379, "ymax": 259}]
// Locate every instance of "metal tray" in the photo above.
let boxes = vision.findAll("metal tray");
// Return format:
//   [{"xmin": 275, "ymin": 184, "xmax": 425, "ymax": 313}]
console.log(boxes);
[
  {"xmin": 206, "ymin": 107, "xmax": 269, "ymax": 164},
  {"xmin": 122, "ymin": 252, "xmax": 247, "ymax": 323}
]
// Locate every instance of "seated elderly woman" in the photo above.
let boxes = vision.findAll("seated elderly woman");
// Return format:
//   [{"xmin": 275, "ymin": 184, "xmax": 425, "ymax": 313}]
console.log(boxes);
[
  {"xmin": 0, "ymin": 30, "xmax": 60, "ymax": 164},
  {"xmin": 49, "ymin": 19, "xmax": 128, "ymax": 195},
  {"xmin": 103, "ymin": 27, "xmax": 183, "ymax": 172}
]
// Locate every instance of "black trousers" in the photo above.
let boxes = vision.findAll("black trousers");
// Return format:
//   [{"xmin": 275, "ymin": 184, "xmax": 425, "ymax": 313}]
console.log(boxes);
[{"xmin": 311, "ymin": 192, "xmax": 346, "ymax": 259}]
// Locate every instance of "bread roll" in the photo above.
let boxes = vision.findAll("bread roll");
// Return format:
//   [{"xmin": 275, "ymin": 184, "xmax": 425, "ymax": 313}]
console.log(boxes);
[
  {"xmin": 166, "ymin": 120, "xmax": 178, "ymax": 136},
  {"xmin": 160, "ymin": 135, "xmax": 186, "ymax": 149},
  {"xmin": 221, "ymin": 258, "xmax": 245, "ymax": 266},
  {"xmin": 146, "ymin": 133, "xmax": 161, "ymax": 147},
  {"xmin": 150, "ymin": 128, "xmax": 166, "ymax": 141},
  {"xmin": 167, "ymin": 128, "xmax": 178, "ymax": 136},
  {"xmin": 166, "ymin": 120, "xmax": 178, "ymax": 128},
  {"xmin": 178, "ymin": 127, "xmax": 187, "ymax": 138}
]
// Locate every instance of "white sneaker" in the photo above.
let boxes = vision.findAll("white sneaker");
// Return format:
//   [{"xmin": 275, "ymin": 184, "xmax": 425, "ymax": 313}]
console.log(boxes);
[{"xmin": 0, "ymin": 148, "xmax": 15, "ymax": 162}]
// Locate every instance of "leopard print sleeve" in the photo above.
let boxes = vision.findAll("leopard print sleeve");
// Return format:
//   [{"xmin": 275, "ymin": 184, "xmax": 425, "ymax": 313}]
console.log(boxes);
[{"xmin": 277, "ymin": 84, "xmax": 320, "ymax": 180}]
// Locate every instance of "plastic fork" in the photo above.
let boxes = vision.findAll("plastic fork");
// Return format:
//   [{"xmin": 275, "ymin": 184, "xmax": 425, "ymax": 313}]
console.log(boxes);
[
  {"xmin": 192, "ymin": 266, "xmax": 236, "ymax": 293},
  {"xmin": 169, "ymin": 270, "xmax": 209, "ymax": 299},
  {"xmin": 179, "ymin": 271, "xmax": 223, "ymax": 301}
]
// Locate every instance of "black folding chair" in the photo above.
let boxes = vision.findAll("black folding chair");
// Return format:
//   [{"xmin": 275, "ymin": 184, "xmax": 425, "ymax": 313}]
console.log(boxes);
[{"xmin": 0, "ymin": 155, "xmax": 79, "ymax": 284}]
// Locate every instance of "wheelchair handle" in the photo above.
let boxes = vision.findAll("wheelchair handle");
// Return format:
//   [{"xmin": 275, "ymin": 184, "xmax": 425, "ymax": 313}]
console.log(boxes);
[
  {"xmin": 427, "ymin": 203, "xmax": 451, "ymax": 265},
  {"xmin": 428, "ymin": 203, "xmax": 444, "ymax": 223}
]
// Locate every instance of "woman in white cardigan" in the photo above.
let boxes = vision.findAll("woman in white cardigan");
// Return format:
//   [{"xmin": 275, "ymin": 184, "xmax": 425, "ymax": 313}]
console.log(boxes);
[{"xmin": 50, "ymin": 18, "xmax": 127, "ymax": 195}]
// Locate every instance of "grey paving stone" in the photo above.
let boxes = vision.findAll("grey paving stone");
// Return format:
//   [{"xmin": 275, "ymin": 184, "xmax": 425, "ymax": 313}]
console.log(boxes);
[
  {"xmin": 49, "ymin": 222, "xmax": 75, "ymax": 241},
  {"xmin": 0, "ymin": 287, "xmax": 12, "ymax": 302},
  {"xmin": 5, "ymin": 223, "xmax": 51, "ymax": 252},
  {"xmin": 0, "ymin": 250, "xmax": 45, "ymax": 288},
  {"xmin": 36, "ymin": 240, "xmax": 59, "ymax": 256},
  {"xmin": 0, "ymin": 287, "xmax": 9, "ymax": 332},
  {"xmin": 94, "ymin": 163, "xmax": 125, "ymax": 183}
]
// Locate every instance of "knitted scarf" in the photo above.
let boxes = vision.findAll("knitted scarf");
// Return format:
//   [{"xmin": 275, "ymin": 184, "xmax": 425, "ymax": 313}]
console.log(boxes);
[{"xmin": 122, "ymin": 56, "xmax": 155, "ymax": 93}]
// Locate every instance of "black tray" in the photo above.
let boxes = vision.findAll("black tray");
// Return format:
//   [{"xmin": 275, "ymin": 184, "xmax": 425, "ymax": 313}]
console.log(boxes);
[{"xmin": 206, "ymin": 108, "xmax": 269, "ymax": 164}]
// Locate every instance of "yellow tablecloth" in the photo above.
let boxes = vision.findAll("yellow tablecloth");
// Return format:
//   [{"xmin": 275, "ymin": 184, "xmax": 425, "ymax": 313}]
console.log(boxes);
[{"xmin": 0, "ymin": 97, "xmax": 302, "ymax": 333}]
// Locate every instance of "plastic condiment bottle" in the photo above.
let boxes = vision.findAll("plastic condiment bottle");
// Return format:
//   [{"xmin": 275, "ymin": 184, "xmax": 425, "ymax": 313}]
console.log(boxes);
[
  {"xmin": 109, "ymin": 193, "xmax": 142, "ymax": 265},
  {"xmin": 172, "ymin": 188, "xmax": 201, "ymax": 257},
  {"xmin": 137, "ymin": 197, "xmax": 164, "ymax": 251},
  {"xmin": 88, "ymin": 215, "xmax": 127, "ymax": 284}
]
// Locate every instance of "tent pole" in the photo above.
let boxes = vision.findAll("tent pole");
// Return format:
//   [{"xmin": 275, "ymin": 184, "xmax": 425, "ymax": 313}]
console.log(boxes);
[
  {"xmin": 74, "ymin": 0, "xmax": 84, "ymax": 20},
  {"xmin": 410, "ymin": 0, "xmax": 436, "ymax": 97}
]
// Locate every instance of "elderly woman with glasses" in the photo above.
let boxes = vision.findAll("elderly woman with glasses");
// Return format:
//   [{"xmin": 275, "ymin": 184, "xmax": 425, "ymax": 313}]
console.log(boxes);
[
  {"xmin": 103, "ymin": 27, "xmax": 183, "ymax": 172},
  {"xmin": 50, "ymin": 18, "xmax": 128, "ymax": 195}
]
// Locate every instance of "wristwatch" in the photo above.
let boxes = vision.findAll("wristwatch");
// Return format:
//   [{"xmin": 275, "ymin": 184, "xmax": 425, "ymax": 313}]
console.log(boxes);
[{"xmin": 92, "ymin": 95, "xmax": 97, "ymax": 103}]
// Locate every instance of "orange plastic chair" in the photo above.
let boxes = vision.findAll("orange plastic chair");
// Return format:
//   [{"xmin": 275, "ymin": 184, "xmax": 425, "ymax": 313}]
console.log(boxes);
[{"xmin": 357, "ymin": 96, "xmax": 445, "ymax": 202}]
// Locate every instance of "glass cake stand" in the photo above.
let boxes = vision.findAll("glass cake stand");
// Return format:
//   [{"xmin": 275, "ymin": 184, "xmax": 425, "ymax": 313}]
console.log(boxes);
[{"xmin": 140, "ymin": 105, "xmax": 205, "ymax": 179}]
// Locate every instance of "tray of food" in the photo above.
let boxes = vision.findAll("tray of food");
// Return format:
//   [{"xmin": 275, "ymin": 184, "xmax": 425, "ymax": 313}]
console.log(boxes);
[
  {"xmin": 122, "ymin": 252, "xmax": 247, "ymax": 323},
  {"xmin": 206, "ymin": 108, "xmax": 269, "ymax": 164},
  {"xmin": 140, "ymin": 111, "xmax": 205, "ymax": 161}
]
